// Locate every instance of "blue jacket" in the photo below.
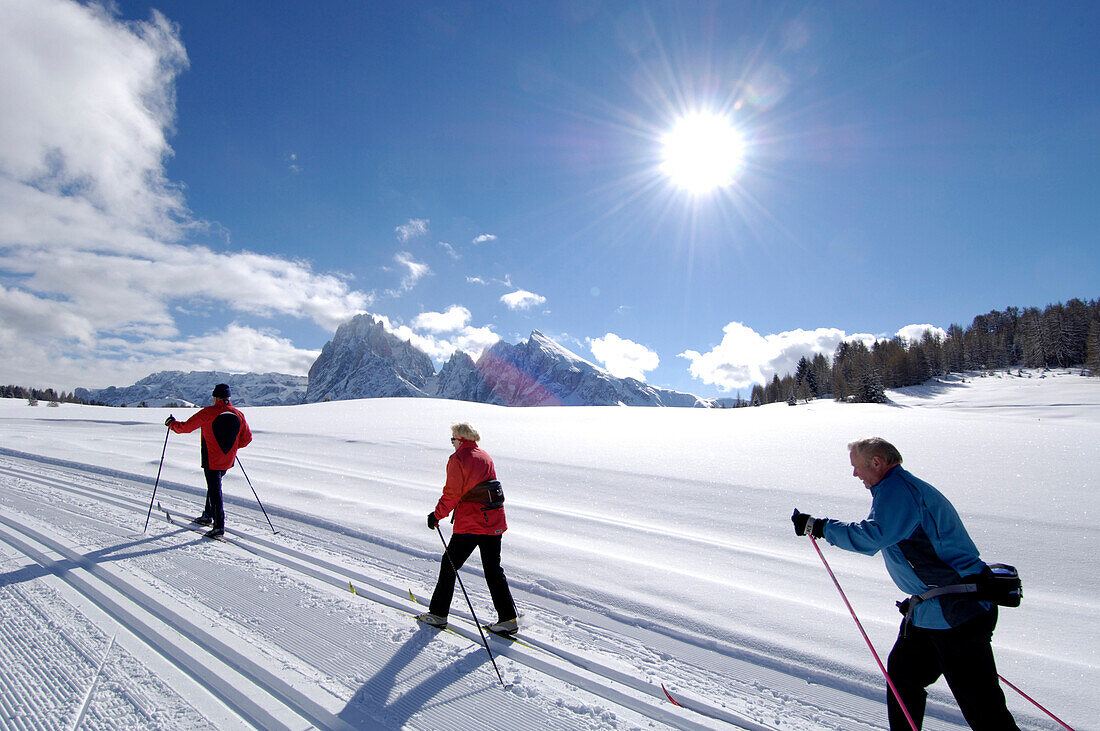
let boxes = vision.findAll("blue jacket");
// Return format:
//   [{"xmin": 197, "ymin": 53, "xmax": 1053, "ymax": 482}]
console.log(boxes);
[{"xmin": 823, "ymin": 466, "xmax": 991, "ymax": 629}]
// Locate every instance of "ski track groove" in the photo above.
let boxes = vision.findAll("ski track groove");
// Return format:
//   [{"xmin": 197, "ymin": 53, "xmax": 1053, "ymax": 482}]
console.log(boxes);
[
  {"xmin": 0, "ymin": 548, "xmax": 217, "ymax": 731},
  {"xmin": 4, "ymin": 463, "xmax": 752, "ymax": 725},
  {"xmin": 0, "ymin": 515, "xmax": 336, "ymax": 731},
  {"xmin": 0, "ymin": 459, "xmax": 719, "ymax": 730},
  {"xmin": 0, "ymin": 452, "xmax": 982, "ymax": 730}
]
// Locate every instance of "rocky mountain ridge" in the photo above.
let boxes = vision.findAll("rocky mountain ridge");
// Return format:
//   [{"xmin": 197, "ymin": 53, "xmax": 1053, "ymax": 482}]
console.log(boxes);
[
  {"xmin": 74, "ymin": 371, "xmax": 307, "ymax": 407},
  {"xmin": 77, "ymin": 314, "xmax": 713, "ymax": 408}
]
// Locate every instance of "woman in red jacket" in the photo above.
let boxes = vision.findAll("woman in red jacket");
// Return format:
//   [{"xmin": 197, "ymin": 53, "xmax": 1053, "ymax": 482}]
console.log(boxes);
[{"xmin": 418, "ymin": 422, "xmax": 518, "ymax": 635}]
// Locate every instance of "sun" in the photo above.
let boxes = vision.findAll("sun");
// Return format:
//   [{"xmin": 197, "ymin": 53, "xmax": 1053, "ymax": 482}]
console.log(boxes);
[{"xmin": 660, "ymin": 112, "xmax": 745, "ymax": 195}]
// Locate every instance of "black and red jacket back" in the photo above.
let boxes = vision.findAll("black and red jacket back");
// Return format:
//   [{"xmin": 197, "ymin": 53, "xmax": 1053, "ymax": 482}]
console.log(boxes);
[{"xmin": 169, "ymin": 401, "xmax": 252, "ymax": 470}]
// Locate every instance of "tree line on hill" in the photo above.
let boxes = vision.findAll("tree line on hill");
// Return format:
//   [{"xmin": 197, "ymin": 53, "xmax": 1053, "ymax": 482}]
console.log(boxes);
[
  {"xmin": 0, "ymin": 385, "xmax": 177, "ymax": 407},
  {"xmin": 0, "ymin": 385, "xmax": 90, "ymax": 405},
  {"xmin": 747, "ymin": 297, "xmax": 1100, "ymax": 406}
]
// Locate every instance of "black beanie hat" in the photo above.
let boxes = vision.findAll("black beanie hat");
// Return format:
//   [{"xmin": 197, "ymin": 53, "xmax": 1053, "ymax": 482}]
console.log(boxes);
[{"xmin": 212, "ymin": 383, "xmax": 231, "ymax": 399}]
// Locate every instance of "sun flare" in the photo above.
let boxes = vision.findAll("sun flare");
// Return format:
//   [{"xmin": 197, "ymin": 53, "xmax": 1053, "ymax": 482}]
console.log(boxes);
[{"xmin": 660, "ymin": 112, "xmax": 745, "ymax": 194}]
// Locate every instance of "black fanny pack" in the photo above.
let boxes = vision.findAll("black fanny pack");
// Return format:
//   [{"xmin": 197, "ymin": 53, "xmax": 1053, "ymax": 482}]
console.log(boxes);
[
  {"xmin": 899, "ymin": 563, "xmax": 1022, "ymax": 621},
  {"xmin": 459, "ymin": 480, "xmax": 505, "ymax": 510},
  {"xmin": 979, "ymin": 563, "xmax": 1023, "ymax": 607}
]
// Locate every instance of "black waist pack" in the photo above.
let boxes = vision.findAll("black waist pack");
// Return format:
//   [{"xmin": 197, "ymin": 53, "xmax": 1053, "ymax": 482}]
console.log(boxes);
[
  {"xmin": 977, "ymin": 563, "xmax": 1023, "ymax": 607},
  {"xmin": 459, "ymin": 480, "xmax": 505, "ymax": 510},
  {"xmin": 899, "ymin": 563, "xmax": 1022, "ymax": 620}
]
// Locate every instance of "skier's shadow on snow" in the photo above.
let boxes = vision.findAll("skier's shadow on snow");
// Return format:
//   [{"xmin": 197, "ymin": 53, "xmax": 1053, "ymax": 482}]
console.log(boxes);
[
  {"xmin": 0, "ymin": 532, "xmax": 193, "ymax": 589},
  {"xmin": 337, "ymin": 625, "xmax": 496, "ymax": 728}
]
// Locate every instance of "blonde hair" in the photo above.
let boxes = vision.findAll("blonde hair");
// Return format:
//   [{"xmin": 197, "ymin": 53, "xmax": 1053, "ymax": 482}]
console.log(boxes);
[
  {"xmin": 451, "ymin": 422, "xmax": 481, "ymax": 442},
  {"xmin": 848, "ymin": 437, "xmax": 903, "ymax": 465}
]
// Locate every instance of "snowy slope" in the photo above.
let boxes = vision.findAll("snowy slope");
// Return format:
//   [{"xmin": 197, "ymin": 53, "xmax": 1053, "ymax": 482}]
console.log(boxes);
[{"xmin": 0, "ymin": 370, "xmax": 1095, "ymax": 730}]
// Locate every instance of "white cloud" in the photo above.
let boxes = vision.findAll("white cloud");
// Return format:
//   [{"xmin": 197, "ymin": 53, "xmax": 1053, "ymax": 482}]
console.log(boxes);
[
  {"xmin": 438, "ymin": 241, "xmax": 459, "ymax": 259},
  {"xmin": 395, "ymin": 218, "xmax": 429, "ymax": 242},
  {"xmin": 896, "ymin": 323, "xmax": 947, "ymax": 344},
  {"xmin": 126, "ymin": 323, "xmax": 320, "ymax": 375},
  {"xmin": 0, "ymin": 1, "xmax": 187, "ymax": 239},
  {"xmin": 412, "ymin": 305, "xmax": 471, "ymax": 333},
  {"xmin": 451, "ymin": 325, "xmax": 500, "ymax": 357},
  {"xmin": 679, "ymin": 322, "xmax": 879, "ymax": 391},
  {"xmin": 375, "ymin": 309, "xmax": 499, "ymax": 362},
  {"xmin": 588, "ymin": 333, "xmax": 659, "ymax": 381},
  {"xmin": 0, "ymin": 321, "xmax": 320, "ymax": 390},
  {"xmin": 472, "ymin": 233, "xmax": 497, "ymax": 244},
  {"xmin": 500, "ymin": 289, "xmax": 547, "ymax": 311},
  {"xmin": 0, "ymin": 1, "xmax": 373, "ymax": 387},
  {"xmin": 386, "ymin": 251, "xmax": 430, "ymax": 295},
  {"xmin": 466, "ymin": 276, "xmax": 488, "ymax": 285}
]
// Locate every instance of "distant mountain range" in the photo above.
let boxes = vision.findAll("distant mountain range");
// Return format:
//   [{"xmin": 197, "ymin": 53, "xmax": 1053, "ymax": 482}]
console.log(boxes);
[
  {"xmin": 74, "ymin": 371, "xmax": 307, "ymax": 407},
  {"xmin": 77, "ymin": 314, "xmax": 721, "ymax": 408}
]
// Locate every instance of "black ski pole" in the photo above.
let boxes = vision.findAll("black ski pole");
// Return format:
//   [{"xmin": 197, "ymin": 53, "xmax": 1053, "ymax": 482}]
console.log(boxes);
[
  {"xmin": 235, "ymin": 456, "xmax": 277, "ymax": 534},
  {"xmin": 143, "ymin": 426, "xmax": 171, "ymax": 533},
  {"xmin": 435, "ymin": 525, "xmax": 511, "ymax": 689}
]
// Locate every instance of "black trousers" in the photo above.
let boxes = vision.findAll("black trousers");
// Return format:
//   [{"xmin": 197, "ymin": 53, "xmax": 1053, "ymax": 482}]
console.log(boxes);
[
  {"xmin": 202, "ymin": 468, "xmax": 226, "ymax": 529},
  {"xmin": 429, "ymin": 534, "xmax": 517, "ymax": 622},
  {"xmin": 887, "ymin": 607, "xmax": 1018, "ymax": 730}
]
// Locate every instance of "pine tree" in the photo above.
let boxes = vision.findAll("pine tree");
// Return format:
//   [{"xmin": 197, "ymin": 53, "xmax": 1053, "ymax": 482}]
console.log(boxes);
[
  {"xmin": 855, "ymin": 368, "xmax": 888, "ymax": 403},
  {"xmin": 1086, "ymin": 320, "xmax": 1100, "ymax": 376},
  {"xmin": 811, "ymin": 353, "xmax": 830, "ymax": 397}
]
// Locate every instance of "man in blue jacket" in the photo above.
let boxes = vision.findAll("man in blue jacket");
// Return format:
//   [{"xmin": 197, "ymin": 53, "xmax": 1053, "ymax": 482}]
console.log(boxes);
[{"xmin": 792, "ymin": 438, "xmax": 1017, "ymax": 730}]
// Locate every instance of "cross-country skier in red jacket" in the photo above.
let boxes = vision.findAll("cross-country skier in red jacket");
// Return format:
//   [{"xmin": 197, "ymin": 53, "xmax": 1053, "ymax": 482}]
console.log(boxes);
[
  {"xmin": 165, "ymin": 383, "xmax": 252, "ymax": 538},
  {"xmin": 417, "ymin": 422, "xmax": 519, "ymax": 635}
]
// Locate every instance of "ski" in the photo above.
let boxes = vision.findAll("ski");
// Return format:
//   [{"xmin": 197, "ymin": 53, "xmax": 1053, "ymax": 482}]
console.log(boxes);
[
  {"xmin": 405, "ymin": 588, "xmax": 542, "ymax": 651},
  {"xmin": 482, "ymin": 625, "xmax": 520, "ymax": 639},
  {"xmin": 345, "ymin": 582, "xmax": 463, "ymax": 637},
  {"xmin": 659, "ymin": 682, "xmax": 776, "ymax": 731},
  {"xmin": 159, "ymin": 502, "xmax": 230, "ymax": 544}
]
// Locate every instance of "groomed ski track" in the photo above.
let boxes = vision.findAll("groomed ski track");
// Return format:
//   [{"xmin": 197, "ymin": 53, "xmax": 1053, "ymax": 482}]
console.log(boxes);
[{"xmin": 0, "ymin": 448, "xmax": 977, "ymax": 730}]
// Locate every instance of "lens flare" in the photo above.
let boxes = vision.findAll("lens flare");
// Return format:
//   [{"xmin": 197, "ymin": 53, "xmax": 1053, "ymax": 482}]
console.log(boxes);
[{"xmin": 660, "ymin": 112, "xmax": 745, "ymax": 194}]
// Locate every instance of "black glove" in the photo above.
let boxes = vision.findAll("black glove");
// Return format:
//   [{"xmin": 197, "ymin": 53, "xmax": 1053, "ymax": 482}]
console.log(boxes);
[
  {"xmin": 164, "ymin": 415, "xmax": 176, "ymax": 427},
  {"xmin": 427, "ymin": 512, "xmax": 439, "ymax": 529},
  {"xmin": 791, "ymin": 509, "xmax": 825, "ymax": 538}
]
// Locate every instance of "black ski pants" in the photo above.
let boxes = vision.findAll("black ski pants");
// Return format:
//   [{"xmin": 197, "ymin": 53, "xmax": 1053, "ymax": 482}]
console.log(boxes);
[
  {"xmin": 887, "ymin": 607, "xmax": 1018, "ymax": 730},
  {"xmin": 429, "ymin": 534, "xmax": 517, "ymax": 622},
  {"xmin": 202, "ymin": 468, "xmax": 226, "ymax": 530}
]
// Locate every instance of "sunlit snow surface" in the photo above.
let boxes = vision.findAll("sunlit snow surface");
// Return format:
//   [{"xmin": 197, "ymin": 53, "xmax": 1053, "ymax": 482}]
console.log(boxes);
[{"xmin": 0, "ymin": 369, "xmax": 1095, "ymax": 729}]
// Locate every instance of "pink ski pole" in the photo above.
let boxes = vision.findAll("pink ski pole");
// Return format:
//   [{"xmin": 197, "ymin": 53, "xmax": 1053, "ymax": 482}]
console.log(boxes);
[
  {"xmin": 809, "ymin": 535, "xmax": 919, "ymax": 731},
  {"xmin": 997, "ymin": 674, "xmax": 1075, "ymax": 730}
]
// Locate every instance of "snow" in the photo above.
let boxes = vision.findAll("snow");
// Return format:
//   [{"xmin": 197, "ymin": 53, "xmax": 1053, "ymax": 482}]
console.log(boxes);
[{"xmin": 0, "ymin": 369, "xmax": 1095, "ymax": 730}]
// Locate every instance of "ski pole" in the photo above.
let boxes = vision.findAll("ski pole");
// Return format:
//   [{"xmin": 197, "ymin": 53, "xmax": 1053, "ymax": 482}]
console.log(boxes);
[
  {"xmin": 235, "ymin": 456, "xmax": 277, "ymax": 534},
  {"xmin": 71, "ymin": 633, "xmax": 116, "ymax": 731},
  {"xmin": 997, "ymin": 674, "xmax": 1075, "ymax": 730},
  {"xmin": 143, "ymin": 427, "xmax": 171, "ymax": 533},
  {"xmin": 435, "ymin": 525, "xmax": 511, "ymax": 689},
  {"xmin": 809, "ymin": 535, "xmax": 919, "ymax": 731}
]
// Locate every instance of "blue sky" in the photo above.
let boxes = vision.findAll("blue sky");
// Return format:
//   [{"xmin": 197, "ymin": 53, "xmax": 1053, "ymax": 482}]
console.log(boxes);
[{"xmin": 1, "ymin": 1, "xmax": 1097, "ymax": 396}]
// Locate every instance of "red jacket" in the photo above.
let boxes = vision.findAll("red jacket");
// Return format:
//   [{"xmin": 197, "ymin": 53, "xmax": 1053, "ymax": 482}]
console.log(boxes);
[
  {"xmin": 169, "ymin": 400, "xmax": 252, "ymax": 471},
  {"xmin": 433, "ymin": 439, "xmax": 507, "ymax": 535}
]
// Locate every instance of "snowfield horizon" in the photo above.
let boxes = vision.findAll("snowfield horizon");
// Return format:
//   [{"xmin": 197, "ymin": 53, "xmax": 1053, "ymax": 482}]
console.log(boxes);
[{"xmin": 0, "ymin": 369, "xmax": 1096, "ymax": 730}]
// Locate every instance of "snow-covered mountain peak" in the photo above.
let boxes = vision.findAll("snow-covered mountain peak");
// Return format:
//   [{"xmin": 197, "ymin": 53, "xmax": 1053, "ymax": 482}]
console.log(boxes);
[
  {"xmin": 526, "ymin": 330, "xmax": 595, "ymax": 369},
  {"xmin": 304, "ymin": 313, "xmax": 434, "ymax": 403}
]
